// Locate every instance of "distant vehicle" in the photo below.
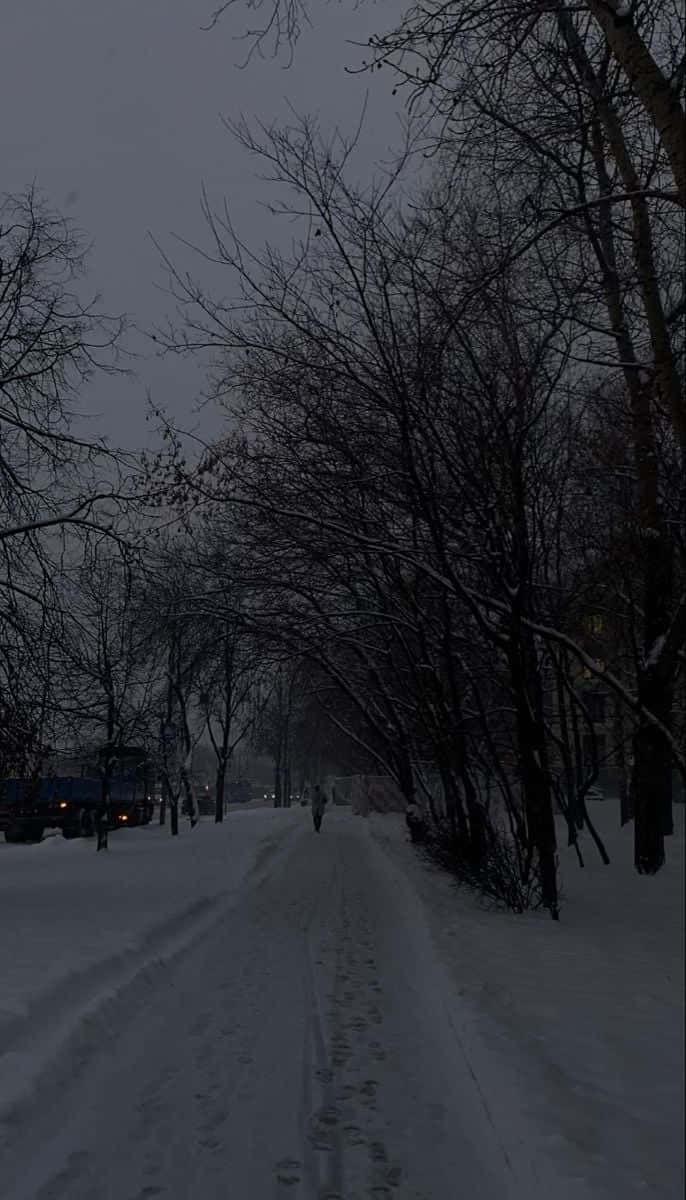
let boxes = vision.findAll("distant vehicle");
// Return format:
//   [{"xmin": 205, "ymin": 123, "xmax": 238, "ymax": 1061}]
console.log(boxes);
[
  {"xmin": 229, "ymin": 779, "xmax": 252, "ymax": 805},
  {"xmin": 196, "ymin": 786, "xmax": 215, "ymax": 816},
  {"xmin": 255, "ymin": 786, "xmax": 276, "ymax": 802},
  {"xmin": 1, "ymin": 778, "xmax": 89, "ymax": 843},
  {"xmin": 0, "ymin": 748, "xmax": 155, "ymax": 843}
]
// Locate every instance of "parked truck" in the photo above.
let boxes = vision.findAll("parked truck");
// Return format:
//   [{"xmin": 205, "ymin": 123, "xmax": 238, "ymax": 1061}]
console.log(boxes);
[{"xmin": 0, "ymin": 748, "xmax": 155, "ymax": 843}]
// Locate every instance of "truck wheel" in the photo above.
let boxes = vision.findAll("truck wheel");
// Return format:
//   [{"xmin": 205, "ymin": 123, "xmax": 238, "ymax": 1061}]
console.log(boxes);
[
  {"xmin": 24, "ymin": 825, "xmax": 44, "ymax": 843},
  {"xmin": 62, "ymin": 825, "xmax": 80, "ymax": 840},
  {"xmin": 4, "ymin": 827, "xmax": 22, "ymax": 843}
]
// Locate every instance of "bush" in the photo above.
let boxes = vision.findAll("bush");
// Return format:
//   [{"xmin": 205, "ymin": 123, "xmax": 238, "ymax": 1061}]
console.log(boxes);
[{"xmin": 419, "ymin": 815, "xmax": 548, "ymax": 913}]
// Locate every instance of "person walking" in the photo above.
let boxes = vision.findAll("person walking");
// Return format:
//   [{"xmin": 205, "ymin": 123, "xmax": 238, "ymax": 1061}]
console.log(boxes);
[{"xmin": 311, "ymin": 784, "xmax": 328, "ymax": 832}]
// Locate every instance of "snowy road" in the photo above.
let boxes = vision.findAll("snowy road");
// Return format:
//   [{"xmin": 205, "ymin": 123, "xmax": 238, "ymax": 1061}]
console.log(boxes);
[{"xmin": 0, "ymin": 812, "xmax": 521, "ymax": 1200}]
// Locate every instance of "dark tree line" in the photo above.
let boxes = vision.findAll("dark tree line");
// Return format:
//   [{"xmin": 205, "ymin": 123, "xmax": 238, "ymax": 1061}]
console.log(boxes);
[{"xmin": 155, "ymin": 52, "xmax": 684, "ymax": 913}]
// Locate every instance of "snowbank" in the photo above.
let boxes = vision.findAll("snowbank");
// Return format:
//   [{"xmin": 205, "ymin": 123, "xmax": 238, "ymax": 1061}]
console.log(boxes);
[
  {"xmin": 369, "ymin": 802, "xmax": 684, "ymax": 1199},
  {"xmin": 0, "ymin": 809, "xmax": 299, "ymax": 1121}
]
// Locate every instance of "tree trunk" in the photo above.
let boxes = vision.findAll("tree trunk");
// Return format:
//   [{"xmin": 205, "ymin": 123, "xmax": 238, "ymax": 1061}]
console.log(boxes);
[
  {"xmin": 509, "ymin": 634, "xmax": 559, "ymax": 918},
  {"xmin": 441, "ymin": 766, "xmax": 469, "ymax": 851},
  {"xmin": 448, "ymin": 726, "xmax": 487, "ymax": 867},
  {"xmin": 614, "ymin": 692, "xmax": 632, "ymax": 826},
  {"xmin": 215, "ymin": 760, "xmax": 227, "ymax": 823},
  {"xmin": 557, "ymin": 12, "xmax": 679, "ymax": 871},
  {"xmin": 396, "ymin": 745, "xmax": 415, "ymax": 807},
  {"xmin": 97, "ymin": 781, "xmax": 110, "ymax": 852},
  {"xmin": 462, "ymin": 768, "xmax": 488, "ymax": 867},
  {"xmin": 96, "ymin": 812, "xmax": 109, "ymax": 851},
  {"xmin": 554, "ymin": 657, "xmax": 584, "ymax": 837},
  {"xmin": 631, "ymin": 512, "xmax": 675, "ymax": 870},
  {"xmin": 97, "ymin": 733, "xmax": 114, "ymax": 852},
  {"xmin": 586, "ymin": 0, "xmax": 686, "ymax": 209},
  {"xmin": 179, "ymin": 755, "xmax": 198, "ymax": 828},
  {"xmin": 632, "ymin": 662, "xmax": 673, "ymax": 872},
  {"xmin": 273, "ymin": 749, "xmax": 282, "ymax": 807},
  {"xmin": 282, "ymin": 685, "xmax": 291, "ymax": 806},
  {"xmin": 519, "ymin": 742, "xmax": 558, "ymax": 915}
]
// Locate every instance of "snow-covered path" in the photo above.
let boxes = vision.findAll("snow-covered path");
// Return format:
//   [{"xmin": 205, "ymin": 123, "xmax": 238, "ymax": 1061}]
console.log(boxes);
[
  {"xmin": 1, "ymin": 812, "xmax": 526, "ymax": 1200},
  {"xmin": 1, "ymin": 805, "xmax": 682, "ymax": 1200}
]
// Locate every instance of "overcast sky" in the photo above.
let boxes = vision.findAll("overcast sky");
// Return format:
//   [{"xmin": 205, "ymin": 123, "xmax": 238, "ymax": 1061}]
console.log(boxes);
[{"xmin": 2, "ymin": 0, "xmax": 402, "ymax": 451}]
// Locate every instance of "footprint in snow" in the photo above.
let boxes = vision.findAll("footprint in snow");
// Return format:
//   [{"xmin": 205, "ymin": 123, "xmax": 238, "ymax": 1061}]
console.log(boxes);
[
  {"xmin": 317, "ymin": 1105, "xmax": 340, "ymax": 1126},
  {"xmin": 360, "ymin": 1079, "xmax": 378, "ymax": 1096},
  {"xmin": 199, "ymin": 1133, "xmax": 221, "ymax": 1151},
  {"xmin": 343, "ymin": 1123, "xmax": 366, "ymax": 1145},
  {"xmin": 275, "ymin": 1156, "xmax": 302, "ymax": 1185},
  {"xmin": 369, "ymin": 1141, "xmax": 388, "ymax": 1162},
  {"xmin": 308, "ymin": 1109, "xmax": 339, "ymax": 1151}
]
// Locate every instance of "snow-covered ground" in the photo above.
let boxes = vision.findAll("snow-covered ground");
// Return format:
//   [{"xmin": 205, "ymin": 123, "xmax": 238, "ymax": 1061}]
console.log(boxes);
[
  {"xmin": 371, "ymin": 802, "xmax": 684, "ymax": 1200},
  {"xmin": 0, "ymin": 802, "xmax": 682, "ymax": 1199},
  {"xmin": 0, "ymin": 808, "xmax": 299, "ymax": 1121}
]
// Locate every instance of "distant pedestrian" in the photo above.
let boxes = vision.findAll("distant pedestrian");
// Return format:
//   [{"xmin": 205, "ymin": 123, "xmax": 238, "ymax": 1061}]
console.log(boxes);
[{"xmin": 311, "ymin": 784, "xmax": 328, "ymax": 833}]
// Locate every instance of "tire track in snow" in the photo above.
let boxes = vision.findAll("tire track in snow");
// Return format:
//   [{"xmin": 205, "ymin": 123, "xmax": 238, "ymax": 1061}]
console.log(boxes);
[{"xmin": 0, "ymin": 824, "xmax": 303, "ymax": 1200}]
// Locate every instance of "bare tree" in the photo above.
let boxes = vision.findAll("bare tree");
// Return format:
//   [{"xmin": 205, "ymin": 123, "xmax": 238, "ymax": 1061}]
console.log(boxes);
[
  {"xmin": 0, "ymin": 188, "xmax": 127, "ymax": 542},
  {"xmin": 194, "ymin": 575, "xmax": 265, "ymax": 821},
  {"xmin": 0, "ymin": 188, "xmax": 137, "ymax": 812},
  {"xmin": 153, "ymin": 94, "xmax": 685, "ymax": 915},
  {"xmin": 60, "ymin": 544, "xmax": 160, "ymax": 846},
  {"xmin": 206, "ymin": 0, "xmax": 685, "ymax": 199},
  {"xmin": 201, "ymin": 0, "xmax": 686, "ymax": 877}
]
